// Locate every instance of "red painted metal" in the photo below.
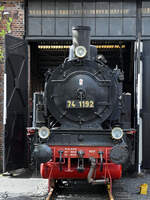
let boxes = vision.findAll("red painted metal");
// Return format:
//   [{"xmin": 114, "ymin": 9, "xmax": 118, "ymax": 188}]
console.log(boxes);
[
  {"xmin": 27, "ymin": 128, "xmax": 36, "ymax": 136},
  {"xmin": 40, "ymin": 146, "xmax": 122, "ymax": 182},
  {"xmin": 126, "ymin": 130, "xmax": 136, "ymax": 135}
]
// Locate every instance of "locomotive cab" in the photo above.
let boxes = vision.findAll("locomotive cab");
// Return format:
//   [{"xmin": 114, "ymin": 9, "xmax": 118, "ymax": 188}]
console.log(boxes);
[{"xmin": 27, "ymin": 26, "xmax": 135, "ymax": 191}]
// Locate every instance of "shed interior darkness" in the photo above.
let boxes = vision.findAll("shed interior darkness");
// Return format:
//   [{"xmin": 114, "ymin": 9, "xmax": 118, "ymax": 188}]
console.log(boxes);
[{"xmin": 29, "ymin": 40, "xmax": 135, "ymax": 126}]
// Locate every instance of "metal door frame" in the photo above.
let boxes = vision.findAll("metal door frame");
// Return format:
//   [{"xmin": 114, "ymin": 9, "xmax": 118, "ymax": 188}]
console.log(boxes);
[{"xmin": 134, "ymin": 39, "xmax": 143, "ymax": 173}]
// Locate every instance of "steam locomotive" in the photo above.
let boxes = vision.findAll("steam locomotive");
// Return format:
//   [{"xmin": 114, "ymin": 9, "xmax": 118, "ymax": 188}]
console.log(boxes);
[{"xmin": 27, "ymin": 26, "xmax": 135, "ymax": 191}]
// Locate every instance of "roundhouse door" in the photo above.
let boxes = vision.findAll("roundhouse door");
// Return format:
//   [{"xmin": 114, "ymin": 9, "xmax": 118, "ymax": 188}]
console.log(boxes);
[
  {"xmin": 142, "ymin": 41, "xmax": 150, "ymax": 169},
  {"xmin": 3, "ymin": 35, "xmax": 28, "ymax": 172}
]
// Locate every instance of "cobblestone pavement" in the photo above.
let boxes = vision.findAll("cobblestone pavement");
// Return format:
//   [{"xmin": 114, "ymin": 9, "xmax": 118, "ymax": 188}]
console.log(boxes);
[{"xmin": 0, "ymin": 169, "xmax": 150, "ymax": 200}]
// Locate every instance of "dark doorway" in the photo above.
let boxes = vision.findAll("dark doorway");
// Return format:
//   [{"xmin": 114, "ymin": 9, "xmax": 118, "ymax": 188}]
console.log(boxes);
[
  {"xmin": 29, "ymin": 40, "xmax": 135, "ymax": 127},
  {"xmin": 4, "ymin": 35, "xmax": 28, "ymax": 172}
]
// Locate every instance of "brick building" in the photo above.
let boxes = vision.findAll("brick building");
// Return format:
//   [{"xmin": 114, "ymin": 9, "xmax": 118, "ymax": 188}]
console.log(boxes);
[{"xmin": 0, "ymin": 0, "xmax": 150, "ymax": 173}]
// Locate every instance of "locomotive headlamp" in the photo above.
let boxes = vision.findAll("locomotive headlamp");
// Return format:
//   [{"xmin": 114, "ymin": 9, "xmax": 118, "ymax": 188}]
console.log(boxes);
[
  {"xmin": 111, "ymin": 127, "xmax": 123, "ymax": 140},
  {"xmin": 38, "ymin": 126, "xmax": 50, "ymax": 139},
  {"xmin": 75, "ymin": 46, "xmax": 87, "ymax": 58}
]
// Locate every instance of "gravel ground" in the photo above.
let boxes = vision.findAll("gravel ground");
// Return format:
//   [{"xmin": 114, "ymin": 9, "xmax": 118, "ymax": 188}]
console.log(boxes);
[
  {"xmin": 0, "ymin": 169, "xmax": 150, "ymax": 200},
  {"xmin": 0, "ymin": 169, "xmax": 48, "ymax": 200},
  {"xmin": 0, "ymin": 177, "xmax": 48, "ymax": 200},
  {"xmin": 113, "ymin": 172, "xmax": 150, "ymax": 200}
]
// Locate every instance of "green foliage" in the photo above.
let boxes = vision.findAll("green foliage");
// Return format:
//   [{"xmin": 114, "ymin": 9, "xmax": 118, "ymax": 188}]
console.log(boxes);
[
  {"xmin": 0, "ymin": 6, "xmax": 4, "ymax": 11},
  {"xmin": 0, "ymin": 6, "xmax": 13, "ymax": 62},
  {"xmin": 9, "ymin": 17, "xmax": 13, "ymax": 22},
  {"xmin": 0, "ymin": 29, "xmax": 6, "ymax": 37},
  {"xmin": 0, "ymin": 47, "xmax": 3, "ymax": 61}
]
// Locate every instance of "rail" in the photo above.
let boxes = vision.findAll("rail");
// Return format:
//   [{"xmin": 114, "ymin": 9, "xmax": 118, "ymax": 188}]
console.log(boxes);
[{"xmin": 45, "ymin": 180, "xmax": 115, "ymax": 200}]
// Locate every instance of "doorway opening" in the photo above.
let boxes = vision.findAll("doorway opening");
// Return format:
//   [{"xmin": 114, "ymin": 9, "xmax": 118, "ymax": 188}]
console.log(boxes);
[{"xmin": 29, "ymin": 40, "xmax": 135, "ymax": 127}]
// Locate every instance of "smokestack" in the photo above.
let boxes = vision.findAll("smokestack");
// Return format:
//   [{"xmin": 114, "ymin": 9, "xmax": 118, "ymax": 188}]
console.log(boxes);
[{"xmin": 72, "ymin": 26, "xmax": 91, "ymax": 59}]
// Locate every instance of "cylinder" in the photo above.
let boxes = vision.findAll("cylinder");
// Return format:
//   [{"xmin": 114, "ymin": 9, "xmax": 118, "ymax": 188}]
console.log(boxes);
[{"xmin": 72, "ymin": 26, "xmax": 91, "ymax": 59}]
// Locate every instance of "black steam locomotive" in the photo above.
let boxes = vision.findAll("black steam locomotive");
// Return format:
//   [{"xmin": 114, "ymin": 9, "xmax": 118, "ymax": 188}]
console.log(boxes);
[{"xmin": 27, "ymin": 26, "xmax": 135, "ymax": 191}]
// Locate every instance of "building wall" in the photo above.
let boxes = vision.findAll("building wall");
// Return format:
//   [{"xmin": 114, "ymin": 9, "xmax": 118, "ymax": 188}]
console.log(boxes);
[
  {"xmin": 0, "ymin": 0, "xmax": 25, "ymax": 171},
  {"xmin": 27, "ymin": 0, "xmax": 137, "ymax": 38}
]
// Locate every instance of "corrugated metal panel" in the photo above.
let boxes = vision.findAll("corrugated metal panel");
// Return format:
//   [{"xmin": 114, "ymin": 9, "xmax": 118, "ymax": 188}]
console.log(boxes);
[
  {"xmin": 110, "ymin": 18, "xmax": 122, "ymax": 36},
  {"xmin": 142, "ymin": 1, "xmax": 150, "ymax": 36},
  {"xmin": 42, "ymin": 18, "xmax": 55, "ymax": 36},
  {"xmin": 123, "ymin": 18, "xmax": 136, "ymax": 36},
  {"xmin": 56, "ymin": 18, "xmax": 68, "ymax": 35},
  {"xmin": 110, "ymin": 1, "xmax": 122, "ymax": 17},
  {"xmin": 96, "ymin": 18, "xmax": 109, "ymax": 36},
  {"xmin": 28, "ymin": 18, "xmax": 41, "ymax": 36},
  {"xmin": 124, "ymin": 0, "xmax": 136, "ymax": 16},
  {"xmin": 27, "ymin": 0, "xmax": 141, "ymax": 38},
  {"xmin": 142, "ymin": 18, "xmax": 150, "ymax": 36}
]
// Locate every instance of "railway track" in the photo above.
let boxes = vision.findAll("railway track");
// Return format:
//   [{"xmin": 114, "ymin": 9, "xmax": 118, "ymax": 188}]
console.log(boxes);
[
  {"xmin": 45, "ymin": 180, "xmax": 126, "ymax": 200},
  {"xmin": 45, "ymin": 180, "xmax": 134, "ymax": 200}
]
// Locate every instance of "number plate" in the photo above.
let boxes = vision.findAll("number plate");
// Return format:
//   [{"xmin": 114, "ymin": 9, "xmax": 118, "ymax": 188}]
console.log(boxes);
[{"xmin": 66, "ymin": 100, "xmax": 94, "ymax": 108}]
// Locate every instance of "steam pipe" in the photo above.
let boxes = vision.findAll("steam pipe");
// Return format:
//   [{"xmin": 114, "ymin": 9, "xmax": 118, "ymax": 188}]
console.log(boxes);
[
  {"xmin": 87, "ymin": 157, "xmax": 96, "ymax": 183},
  {"xmin": 92, "ymin": 179, "xmax": 109, "ymax": 185},
  {"xmin": 87, "ymin": 157, "xmax": 109, "ymax": 185}
]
